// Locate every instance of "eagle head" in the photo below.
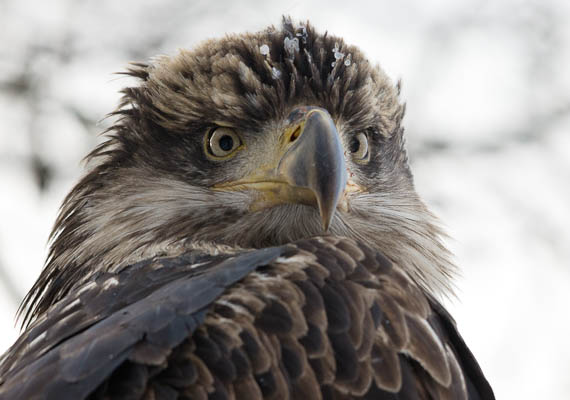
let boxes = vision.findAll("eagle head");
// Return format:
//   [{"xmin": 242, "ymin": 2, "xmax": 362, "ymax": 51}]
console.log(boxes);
[{"xmin": 20, "ymin": 18, "xmax": 456, "ymax": 326}]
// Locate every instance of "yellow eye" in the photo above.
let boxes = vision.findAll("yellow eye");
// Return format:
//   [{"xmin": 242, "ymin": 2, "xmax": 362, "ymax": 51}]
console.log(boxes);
[
  {"xmin": 348, "ymin": 132, "xmax": 369, "ymax": 162},
  {"xmin": 205, "ymin": 127, "xmax": 242, "ymax": 159}
]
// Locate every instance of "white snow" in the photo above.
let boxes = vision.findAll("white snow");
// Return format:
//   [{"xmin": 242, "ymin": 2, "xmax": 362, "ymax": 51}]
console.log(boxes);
[
  {"xmin": 1, "ymin": 1, "xmax": 569, "ymax": 398},
  {"xmin": 284, "ymin": 36, "xmax": 300, "ymax": 57},
  {"xmin": 296, "ymin": 25, "xmax": 308, "ymax": 43},
  {"xmin": 271, "ymin": 67, "xmax": 282, "ymax": 80},
  {"xmin": 259, "ymin": 44, "xmax": 270, "ymax": 55}
]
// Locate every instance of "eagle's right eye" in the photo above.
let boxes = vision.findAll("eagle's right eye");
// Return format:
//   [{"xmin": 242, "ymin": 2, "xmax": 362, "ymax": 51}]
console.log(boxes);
[
  {"xmin": 348, "ymin": 132, "xmax": 370, "ymax": 163},
  {"xmin": 205, "ymin": 127, "xmax": 242, "ymax": 159}
]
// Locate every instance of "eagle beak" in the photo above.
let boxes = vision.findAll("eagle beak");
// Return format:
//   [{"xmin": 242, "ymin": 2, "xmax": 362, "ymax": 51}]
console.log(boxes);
[
  {"xmin": 276, "ymin": 108, "xmax": 347, "ymax": 230},
  {"xmin": 214, "ymin": 107, "xmax": 347, "ymax": 231}
]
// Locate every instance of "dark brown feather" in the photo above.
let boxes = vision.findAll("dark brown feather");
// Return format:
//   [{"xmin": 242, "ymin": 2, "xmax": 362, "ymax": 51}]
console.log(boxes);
[{"xmin": 0, "ymin": 237, "xmax": 494, "ymax": 399}]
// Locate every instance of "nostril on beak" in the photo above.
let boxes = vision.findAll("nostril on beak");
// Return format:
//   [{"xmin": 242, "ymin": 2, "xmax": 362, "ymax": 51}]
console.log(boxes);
[{"xmin": 290, "ymin": 126, "xmax": 302, "ymax": 142}]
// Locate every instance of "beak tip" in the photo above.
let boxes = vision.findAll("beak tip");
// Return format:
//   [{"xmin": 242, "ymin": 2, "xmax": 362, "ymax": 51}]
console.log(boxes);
[{"xmin": 318, "ymin": 205, "xmax": 334, "ymax": 232}]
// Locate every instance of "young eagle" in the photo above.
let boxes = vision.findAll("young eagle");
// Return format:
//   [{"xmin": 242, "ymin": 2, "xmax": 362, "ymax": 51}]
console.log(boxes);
[{"xmin": 0, "ymin": 19, "xmax": 494, "ymax": 399}]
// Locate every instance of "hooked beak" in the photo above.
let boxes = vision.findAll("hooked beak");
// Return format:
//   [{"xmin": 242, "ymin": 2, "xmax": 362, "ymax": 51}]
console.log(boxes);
[{"xmin": 214, "ymin": 107, "xmax": 347, "ymax": 230}]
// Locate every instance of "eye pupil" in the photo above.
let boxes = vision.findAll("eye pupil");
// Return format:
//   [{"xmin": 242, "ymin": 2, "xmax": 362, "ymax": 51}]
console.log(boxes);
[
  {"xmin": 219, "ymin": 135, "xmax": 234, "ymax": 151},
  {"xmin": 349, "ymin": 137, "xmax": 360, "ymax": 153}
]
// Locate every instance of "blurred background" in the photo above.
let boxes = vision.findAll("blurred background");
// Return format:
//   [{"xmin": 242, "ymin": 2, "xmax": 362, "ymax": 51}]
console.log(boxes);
[{"xmin": 1, "ymin": 0, "xmax": 569, "ymax": 398}]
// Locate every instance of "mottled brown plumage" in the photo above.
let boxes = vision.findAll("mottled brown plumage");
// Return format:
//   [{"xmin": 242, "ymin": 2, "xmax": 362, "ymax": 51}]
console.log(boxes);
[
  {"xmin": 1, "ymin": 238, "xmax": 490, "ymax": 399},
  {"xmin": 0, "ymin": 18, "xmax": 493, "ymax": 399}
]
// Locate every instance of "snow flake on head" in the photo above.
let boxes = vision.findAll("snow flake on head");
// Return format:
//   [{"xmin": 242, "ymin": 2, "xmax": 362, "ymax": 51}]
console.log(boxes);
[
  {"xmin": 284, "ymin": 36, "xmax": 299, "ymax": 58},
  {"xmin": 295, "ymin": 25, "xmax": 308, "ymax": 44},
  {"xmin": 333, "ymin": 42, "xmax": 344, "ymax": 61},
  {"xmin": 259, "ymin": 44, "xmax": 270, "ymax": 56},
  {"xmin": 331, "ymin": 42, "xmax": 353, "ymax": 69},
  {"xmin": 271, "ymin": 67, "xmax": 282, "ymax": 79},
  {"xmin": 259, "ymin": 42, "xmax": 280, "ymax": 79}
]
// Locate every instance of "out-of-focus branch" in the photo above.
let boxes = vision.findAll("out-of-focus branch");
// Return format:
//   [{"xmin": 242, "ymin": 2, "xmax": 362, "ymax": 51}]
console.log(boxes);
[{"xmin": 410, "ymin": 103, "xmax": 570, "ymax": 159}]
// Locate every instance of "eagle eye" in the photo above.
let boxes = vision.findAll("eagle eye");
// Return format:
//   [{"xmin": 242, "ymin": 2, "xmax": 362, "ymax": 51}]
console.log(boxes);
[
  {"xmin": 205, "ymin": 127, "xmax": 242, "ymax": 159},
  {"xmin": 349, "ymin": 132, "xmax": 370, "ymax": 162}
]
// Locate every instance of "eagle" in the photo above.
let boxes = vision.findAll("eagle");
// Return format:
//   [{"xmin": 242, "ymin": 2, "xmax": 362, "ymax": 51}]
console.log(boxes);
[{"xmin": 0, "ymin": 19, "xmax": 494, "ymax": 400}]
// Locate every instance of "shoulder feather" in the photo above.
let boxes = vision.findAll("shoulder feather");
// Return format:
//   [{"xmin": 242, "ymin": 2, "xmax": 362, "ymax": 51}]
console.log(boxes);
[{"xmin": 0, "ymin": 237, "xmax": 493, "ymax": 399}]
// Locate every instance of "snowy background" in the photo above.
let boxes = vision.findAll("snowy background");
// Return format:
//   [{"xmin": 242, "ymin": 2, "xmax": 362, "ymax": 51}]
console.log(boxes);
[{"xmin": 1, "ymin": 1, "xmax": 569, "ymax": 398}]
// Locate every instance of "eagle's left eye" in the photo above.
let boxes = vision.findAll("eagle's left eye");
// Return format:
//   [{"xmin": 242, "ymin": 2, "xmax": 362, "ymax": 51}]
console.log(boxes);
[
  {"xmin": 205, "ymin": 127, "xmax": 242, "ymax": 159},
  {"xmin": 348, "ymin": 132, "xmax": 370, "ymax": 162}
]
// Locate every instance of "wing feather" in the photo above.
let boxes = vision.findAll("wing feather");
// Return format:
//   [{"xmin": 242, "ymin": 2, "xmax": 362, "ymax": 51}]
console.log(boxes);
[
  {"xmin": 0, "ymin": 248, "xmax": 284, "ymax": 399},
  {"xmin": 0, "ymin": 237, "xmax": 494, "ymax": 399}
]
